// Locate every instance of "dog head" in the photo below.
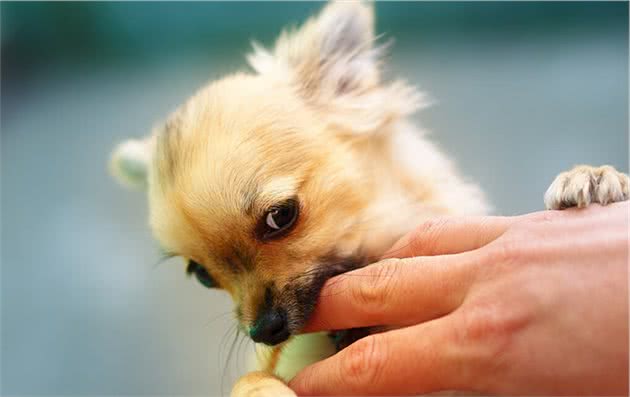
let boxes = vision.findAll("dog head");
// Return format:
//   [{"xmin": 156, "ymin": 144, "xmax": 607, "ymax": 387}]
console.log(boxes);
[{"xmin": 110, "ymin": 2, "xmax": 422, "ymax": 345}]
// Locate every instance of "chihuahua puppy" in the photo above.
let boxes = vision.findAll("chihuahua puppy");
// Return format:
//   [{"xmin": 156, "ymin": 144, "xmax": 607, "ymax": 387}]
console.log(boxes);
[{"xmin": 110, "ymin": 2, "xmax": 628, "ymax": 396}]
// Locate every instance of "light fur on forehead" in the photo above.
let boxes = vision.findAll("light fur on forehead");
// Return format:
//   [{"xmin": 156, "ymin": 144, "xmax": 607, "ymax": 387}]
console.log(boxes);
[{"xmin": 247, "ymin": 1, "xmax": 426, "ymax": 134}]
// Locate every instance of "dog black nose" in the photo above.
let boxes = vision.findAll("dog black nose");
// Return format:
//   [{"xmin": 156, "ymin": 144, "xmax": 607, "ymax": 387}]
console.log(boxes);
[{"xmin": 250, "ymin": 308, "xmax": 290, "ymax": 345}]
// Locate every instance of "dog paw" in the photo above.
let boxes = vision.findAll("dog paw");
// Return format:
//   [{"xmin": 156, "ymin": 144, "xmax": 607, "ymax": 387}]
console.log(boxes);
[
  {"xmin": 544, "ymin": 165, "xmax": 629, "ymax": 210},
  {"xmin": 231, "ymin": 371, "xmax": 296, "ymax": 397}
]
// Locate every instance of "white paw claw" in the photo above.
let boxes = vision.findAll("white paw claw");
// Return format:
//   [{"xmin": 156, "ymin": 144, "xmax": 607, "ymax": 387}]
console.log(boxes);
[{"xmin": 544, "ymin": 165, "xmax": 629, "ymax": 210}]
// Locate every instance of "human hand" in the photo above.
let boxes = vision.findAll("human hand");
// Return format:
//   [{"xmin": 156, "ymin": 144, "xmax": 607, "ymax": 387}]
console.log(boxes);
[{"xmin": 289, "ymin": 202, "xmax": 629, "ymax": 395}]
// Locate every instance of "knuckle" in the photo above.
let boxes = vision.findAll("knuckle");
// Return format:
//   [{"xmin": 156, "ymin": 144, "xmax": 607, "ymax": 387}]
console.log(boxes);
[
  {"xmin": 351, "ymin": 260, "xmax": 400, "ymax": 315},
  {"xmin": 458, "ymin": 303, "xmax": 505, "ymax": 342},
  {"xmin": 494, "ymin": 239, "xmax": 521, "ymax": 263},
  {"xmin": 525, "ymin": 209, "xmax": 557, "ymax": 224},
  {"xmin": 341, "ymin": 335, "xmax": 386, "ymax": 388},
  {"xmin": 412, "ymin": 217, "xmax": 452, "ymax": 255},
  {"xmin": 453, "ymin": 301, "xmax": 531, "ymax": 374},
  {"xmin": 483, "ymin": 235, "xmax": 526, "ymax": 269}
]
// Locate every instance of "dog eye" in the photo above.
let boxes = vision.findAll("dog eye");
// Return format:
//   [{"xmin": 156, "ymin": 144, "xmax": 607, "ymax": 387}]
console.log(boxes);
[
  {"xmin": 186, "ymin": 260, "xmax": 218, "ymax": 289},
  {"xmin": 259, "ymin": 198, "xmax": 299, "ymax": 240}
]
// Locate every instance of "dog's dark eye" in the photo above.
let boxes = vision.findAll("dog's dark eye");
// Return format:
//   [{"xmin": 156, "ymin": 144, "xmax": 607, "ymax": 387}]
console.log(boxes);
[
  {"xmin": 186, "ymin": 260, "xmax": 218, "ymax": 289},
  {"xmin": 258, "ymin": 198, "xmax": 299, "ymax": 240}
]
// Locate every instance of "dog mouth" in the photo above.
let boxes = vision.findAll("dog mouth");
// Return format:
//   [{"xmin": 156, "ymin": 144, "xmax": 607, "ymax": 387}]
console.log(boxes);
[
  {"xmin": 246, "ymin": 254, "xmax": 366, "ymax": 346},
  {"xmin": 283, "ymin": 253, "xmax": 367, "ymax": 336}
]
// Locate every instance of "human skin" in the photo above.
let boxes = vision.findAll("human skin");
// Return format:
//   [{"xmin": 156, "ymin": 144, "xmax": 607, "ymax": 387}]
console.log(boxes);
[{"xmin": 289, "ymin": 202, "xmax": 629, "ymax": 396}]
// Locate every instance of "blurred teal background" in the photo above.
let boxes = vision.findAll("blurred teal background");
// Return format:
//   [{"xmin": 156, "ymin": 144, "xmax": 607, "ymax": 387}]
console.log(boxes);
[{"xmin": 1, "ymin": 2, "xmax": 628, "ymax": 395}]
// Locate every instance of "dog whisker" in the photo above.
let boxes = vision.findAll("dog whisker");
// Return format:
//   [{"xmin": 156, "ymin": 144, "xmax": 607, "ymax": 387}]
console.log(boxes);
[
  {"xmin": 205, "ymin": 310, "xmax": 234, "ymax": 327},
  {"xmin": 221, "ymin": 324, "xmax": 241, "ymax": 395}
]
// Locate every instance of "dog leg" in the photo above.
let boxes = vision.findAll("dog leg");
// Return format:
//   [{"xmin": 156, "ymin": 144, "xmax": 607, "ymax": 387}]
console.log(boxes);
[{"xmin": 544, "ymin": 165, "xmax": 629, "ymax": 210}]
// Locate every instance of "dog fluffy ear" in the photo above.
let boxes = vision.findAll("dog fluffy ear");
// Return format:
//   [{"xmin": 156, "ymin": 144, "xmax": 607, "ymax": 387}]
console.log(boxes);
[
  {"xmin": 110, "ymin": 137, "xmax": 152, "ymax": 189},
  {"xmin": 248, "ymin": 1, "xmax": 424, "ymax": 133},
  {"xmin": 249, "ymin": 1, "xmax": 378, "ymax": 96}
]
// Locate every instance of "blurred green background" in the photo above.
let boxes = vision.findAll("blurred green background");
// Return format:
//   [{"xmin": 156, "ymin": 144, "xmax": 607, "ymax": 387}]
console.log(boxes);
[{"xmin": 2, "ymin": 2, "xmax": 628, "ymax": 395}]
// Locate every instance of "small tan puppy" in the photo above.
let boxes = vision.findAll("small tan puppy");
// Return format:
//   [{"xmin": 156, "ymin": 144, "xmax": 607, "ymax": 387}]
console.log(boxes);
[{"xmin": 110, "ymin": 2, "xmax": 628, "ymax": 396}]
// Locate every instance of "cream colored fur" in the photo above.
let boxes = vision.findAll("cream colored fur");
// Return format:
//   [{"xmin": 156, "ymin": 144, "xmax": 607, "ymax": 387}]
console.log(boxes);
[
  {"xmin": 544, "ymin": 165, "xmax": 629, "ymax": 210},
  {"xmin": 109, "ymin": 2, "xmax": 628, "ymax": 396}
]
